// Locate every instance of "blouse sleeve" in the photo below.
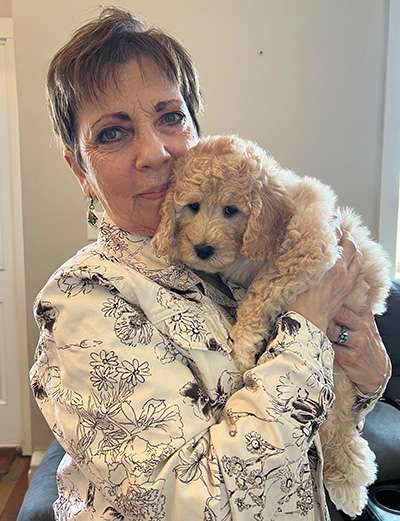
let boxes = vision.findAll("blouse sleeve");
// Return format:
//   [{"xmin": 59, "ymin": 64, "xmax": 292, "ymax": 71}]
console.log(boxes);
[
  {"xmin": 31, "ymin": 271, "xmax": 334, "ymax": 520},
  {"xmin": 352, "ymin": 364, "xmax": 392, "ymax": 431}
]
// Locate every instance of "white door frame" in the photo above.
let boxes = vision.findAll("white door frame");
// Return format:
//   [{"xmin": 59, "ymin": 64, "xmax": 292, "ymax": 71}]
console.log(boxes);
[
  {"xmin": 0, "ymin": 17, "xmax": 32, "ymax": 455},
  {"xmin": 379, "ymin": 0, "xmax": 400, "ymax": 276}
]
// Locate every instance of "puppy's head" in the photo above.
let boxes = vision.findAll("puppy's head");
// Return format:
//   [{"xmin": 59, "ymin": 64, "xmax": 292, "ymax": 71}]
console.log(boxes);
[{"xmin": 153, "ymin": 135, "xmax": 293, "ymax": 271}]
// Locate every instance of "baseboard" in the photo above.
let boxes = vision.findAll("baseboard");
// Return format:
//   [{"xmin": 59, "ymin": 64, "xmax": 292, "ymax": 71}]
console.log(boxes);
[{"xmin": 28, "ymin": 450, "xmax": 45, "ymax": 483}]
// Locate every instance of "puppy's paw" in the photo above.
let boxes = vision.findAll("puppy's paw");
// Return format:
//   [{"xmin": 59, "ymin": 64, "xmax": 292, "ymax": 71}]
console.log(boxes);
[
  {"xmin": 230, "ymin": 325, "xmax": 260, "ymax": 372},
  {"xmin": 327, "ymin": 483, "xmax": 367, "ymax": 518},
  {"xmin": 233, "ymin": 350, "xmax": 255, "ymax": 373}
]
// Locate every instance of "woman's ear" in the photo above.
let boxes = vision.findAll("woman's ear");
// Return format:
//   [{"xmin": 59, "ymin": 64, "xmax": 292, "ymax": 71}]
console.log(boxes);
[
  {"xmin": 241, "ymin": 176, "xmax": 294, "ymax": 262},
  {"xmin": 151, "ymin": 189, "xmax": 177, "ymax": 259},
  {"xmin": 64, "ymin": 149, "xmax": 91, "ymax": 198}
]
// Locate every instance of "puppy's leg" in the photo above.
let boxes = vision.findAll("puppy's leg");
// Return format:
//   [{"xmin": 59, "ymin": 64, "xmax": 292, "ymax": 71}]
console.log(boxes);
[
  {"xmin": 229, "ymin": 276, "xmax": 276, "ymax": 372},
  {"xmin": 320, "ymin": 208, "xmax": 390, "ymax": 516},
  {"xmin": 320, "ymin": 364, "xmax": 377, "ymax": 517},
  {"xmin": 230, "ymin": 266, "xmax": 321, "ymax": 372}
]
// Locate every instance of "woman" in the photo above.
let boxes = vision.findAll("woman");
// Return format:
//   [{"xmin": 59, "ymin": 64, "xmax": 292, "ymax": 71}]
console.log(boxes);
[{"xmin": 31, "ymin": 7, "xmax": 390, "ymax": 520}]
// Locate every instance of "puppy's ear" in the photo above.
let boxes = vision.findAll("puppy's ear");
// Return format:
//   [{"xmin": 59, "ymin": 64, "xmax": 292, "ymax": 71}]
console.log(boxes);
[
  {"xmin": 241, "ymin": 176, "xmax": 293, "ymax": 261},
  {"xmin": 152, "ymin": 189, "xmax": 177, "ymax": 260}
]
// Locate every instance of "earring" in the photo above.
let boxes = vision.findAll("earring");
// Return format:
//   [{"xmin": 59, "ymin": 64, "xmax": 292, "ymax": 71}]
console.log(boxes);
[{"xmin": 87, "ymin": 197, "xmax": 98, "ymax": 227}]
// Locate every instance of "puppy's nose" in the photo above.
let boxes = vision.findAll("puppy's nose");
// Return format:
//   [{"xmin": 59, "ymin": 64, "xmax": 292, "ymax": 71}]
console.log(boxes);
[{"xmin": 195, "ymin": 244, "xmax": 215, "ymax": 260}]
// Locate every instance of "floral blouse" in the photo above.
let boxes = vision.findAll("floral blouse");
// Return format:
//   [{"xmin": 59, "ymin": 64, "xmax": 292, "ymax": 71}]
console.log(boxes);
[{"xmin": 30, "ymin": 217, "xmax": 380, "ymax": 521}]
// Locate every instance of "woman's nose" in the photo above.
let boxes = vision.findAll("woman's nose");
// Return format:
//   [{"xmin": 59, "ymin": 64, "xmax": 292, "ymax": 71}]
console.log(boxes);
[{"xmin": 134, "ymin": 131, "xmax": 170, "ymax": 171}]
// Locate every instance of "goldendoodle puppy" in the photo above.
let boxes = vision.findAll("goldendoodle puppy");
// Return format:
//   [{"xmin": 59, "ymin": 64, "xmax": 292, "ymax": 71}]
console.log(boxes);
[{"xmin": 153, "ymin": 134, "xmax": 391, "ymax": 516}]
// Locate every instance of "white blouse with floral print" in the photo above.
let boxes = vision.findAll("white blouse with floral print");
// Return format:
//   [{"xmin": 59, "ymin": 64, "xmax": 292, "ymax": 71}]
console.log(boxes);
[{"xmin": 30, "ymin": 217, "xmax": 380, "ymax": 521}]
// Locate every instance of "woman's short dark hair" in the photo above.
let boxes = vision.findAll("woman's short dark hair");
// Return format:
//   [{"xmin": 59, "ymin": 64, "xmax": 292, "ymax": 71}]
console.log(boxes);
[{"xmin": 47, "ymin": 7, "xmax": 202, "ymax": 165}]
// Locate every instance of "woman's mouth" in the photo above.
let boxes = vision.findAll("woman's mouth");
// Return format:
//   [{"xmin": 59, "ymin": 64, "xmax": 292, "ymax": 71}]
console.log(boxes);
[{"xmin": 138, "ymin": 184, "xmax": 168, "ymax": 200}]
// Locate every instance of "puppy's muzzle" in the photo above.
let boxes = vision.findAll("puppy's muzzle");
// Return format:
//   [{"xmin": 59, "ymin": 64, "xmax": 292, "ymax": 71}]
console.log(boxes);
[{"xmin": 194, "ymin": 244, "xmax": 215, "ymax": 260}]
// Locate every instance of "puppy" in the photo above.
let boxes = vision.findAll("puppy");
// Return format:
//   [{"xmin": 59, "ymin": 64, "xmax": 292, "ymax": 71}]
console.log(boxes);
[{"xmin": 153, "ymin": 135, "xmax": 391, "ymax": 516}]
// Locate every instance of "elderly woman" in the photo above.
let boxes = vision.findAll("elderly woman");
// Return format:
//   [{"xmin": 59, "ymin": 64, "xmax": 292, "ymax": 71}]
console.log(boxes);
[{"xmin": 31, "ymin": 7, "xmax": 390, "ymax": 521}]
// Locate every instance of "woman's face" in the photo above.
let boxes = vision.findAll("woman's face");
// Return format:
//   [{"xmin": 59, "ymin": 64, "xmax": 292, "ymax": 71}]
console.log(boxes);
[{"xmin": 65, "ymin": 57, "xmax": 199, "ymax": 236}]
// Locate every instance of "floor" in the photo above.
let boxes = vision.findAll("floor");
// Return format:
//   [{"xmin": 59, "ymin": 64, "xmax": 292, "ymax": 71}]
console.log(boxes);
[{"xmin": 0, "ymin": 449, "xmax": 30, "ymax": 520}]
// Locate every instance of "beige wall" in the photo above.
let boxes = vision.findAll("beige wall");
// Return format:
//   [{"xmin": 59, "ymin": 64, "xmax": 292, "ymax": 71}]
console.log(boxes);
[{"xmin": 12, "ymin": 0, "xmax": 389, "ymax": 450}]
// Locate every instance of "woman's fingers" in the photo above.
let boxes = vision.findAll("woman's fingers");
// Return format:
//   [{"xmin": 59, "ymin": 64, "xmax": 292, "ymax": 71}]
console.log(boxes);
[
  {"xmin": 339, "ymin": 232, "xmax": 357, "ymax": 264},
  {"xmin": 332, "ymin": 306, "xmax": 372, "ymax": 329},
  {"xmin": 331, "ymin": 215, "xmax": 342, "ymax": 242},
  {"xmin": 327, "ymin": 322, "xmax": 347, "ymax": 341},
  {"xmin": 288, "ymin": 228, "xmax": 362, "ymax": 333},
  {"xmin": 347, "ymin": 248, "xmax": 362, "ymax": 285},
  {"xmin": 327, "ymin": 308, "xmax": 392, "ymax": 395},
  {"xmin": 337, "ymin": 233, "xmax": 361, "ymax": 292},
  {"xmin": 327, "ymin": 322, "xmax": 360, "ymax": 348}
]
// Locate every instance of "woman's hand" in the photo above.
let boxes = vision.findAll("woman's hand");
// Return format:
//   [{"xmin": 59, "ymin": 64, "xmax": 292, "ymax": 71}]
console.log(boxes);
[
  {"xmin": 288, "ymin": 231, "xmax": 362, "ymax": 333},
  {"xmin": 327, "ymin": 307, "xmax": 391, "ymax": 395}
]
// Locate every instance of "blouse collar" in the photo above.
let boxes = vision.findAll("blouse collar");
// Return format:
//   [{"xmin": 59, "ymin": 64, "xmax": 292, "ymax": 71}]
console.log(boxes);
[{"xmin": 95, "ymin": 215, "xmax": 241, "ymax": 309}]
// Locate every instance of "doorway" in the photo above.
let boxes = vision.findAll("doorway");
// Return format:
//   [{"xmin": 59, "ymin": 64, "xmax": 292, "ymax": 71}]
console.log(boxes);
[{"xmin": 0, "ymin": 18, "xmax": 31, "ymax": 453}]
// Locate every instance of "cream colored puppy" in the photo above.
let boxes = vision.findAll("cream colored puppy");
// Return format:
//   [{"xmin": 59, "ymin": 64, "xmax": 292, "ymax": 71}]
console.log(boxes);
[{"xmin": 153, "ymin": 135, "xmax": 391, "ymax": 516}]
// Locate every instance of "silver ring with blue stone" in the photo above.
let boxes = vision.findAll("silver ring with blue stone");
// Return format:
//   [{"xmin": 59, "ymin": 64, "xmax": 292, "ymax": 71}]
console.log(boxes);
[{"xmin": 337, "ymin": 325, "xmax": 349, "ymax": 345}]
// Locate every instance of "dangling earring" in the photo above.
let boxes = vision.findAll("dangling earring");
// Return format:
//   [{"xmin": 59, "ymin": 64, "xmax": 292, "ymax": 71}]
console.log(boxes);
[{"xmin": 87, "ymin": 197, "xmax": 98, "ymax": 227}]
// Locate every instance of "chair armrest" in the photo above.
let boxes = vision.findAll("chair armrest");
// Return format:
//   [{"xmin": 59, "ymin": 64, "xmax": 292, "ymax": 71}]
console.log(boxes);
[{"xmin": 362, "ymin": 400, "xmax": 400, "ymax": 483}]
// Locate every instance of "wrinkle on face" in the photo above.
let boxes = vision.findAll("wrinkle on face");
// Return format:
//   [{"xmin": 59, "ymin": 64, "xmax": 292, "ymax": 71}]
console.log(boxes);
[{"xmin": 69, "ymin": 57, "xmax": 198, "ymax": 236}]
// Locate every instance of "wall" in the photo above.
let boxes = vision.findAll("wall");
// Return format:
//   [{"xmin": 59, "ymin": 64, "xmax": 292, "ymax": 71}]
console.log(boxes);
[{"xmin": 12, "ymin": 0, "xmax": 389, "ymax": 450}]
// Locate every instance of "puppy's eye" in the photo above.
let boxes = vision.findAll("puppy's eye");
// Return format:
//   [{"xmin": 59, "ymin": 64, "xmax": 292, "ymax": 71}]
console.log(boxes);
[
  {"xmin": 223, "ymin": 206, "xmax": 239, "ymax": 217},
  {"xmin": 188, "ymin": 202, "xmax": 200, "ymax": 213}
]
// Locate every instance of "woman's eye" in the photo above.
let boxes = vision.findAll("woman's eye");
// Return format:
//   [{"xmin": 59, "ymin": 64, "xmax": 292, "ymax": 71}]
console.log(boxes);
[
  {"xmin": 161, "ymin": 111, "xmax": 185, "ymax": 126},
  {"xmin": 97, "ymin": 127, "xmax": 124, "ymax": 144},
  {"xmin": 187, "ymin": 202, "xmax": 200, "ymax": 213},
  {"xmin": 223, "ymin": 206, "xmax": 239, "ymax": 217}
]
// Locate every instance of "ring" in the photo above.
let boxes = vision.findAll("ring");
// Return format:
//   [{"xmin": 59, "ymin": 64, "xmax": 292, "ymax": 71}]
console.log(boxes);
[{"xmin": 337, "ymin": 325, "xmax": 349, "ymax": 345}]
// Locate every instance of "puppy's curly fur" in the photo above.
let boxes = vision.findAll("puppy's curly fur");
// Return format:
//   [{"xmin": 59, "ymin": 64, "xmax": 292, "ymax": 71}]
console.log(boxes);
[{"xmin": 153, "ymin": 135, "xmax": 391, "ymax": 516}]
